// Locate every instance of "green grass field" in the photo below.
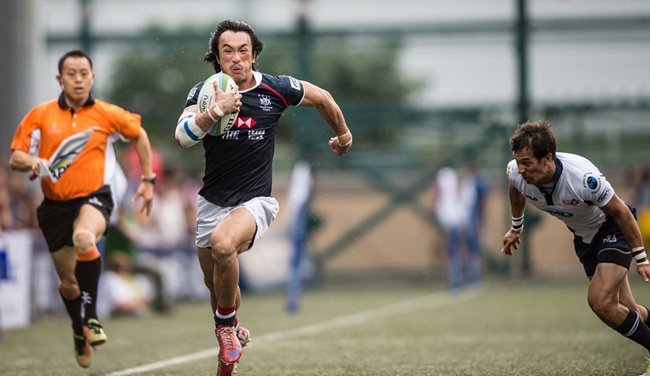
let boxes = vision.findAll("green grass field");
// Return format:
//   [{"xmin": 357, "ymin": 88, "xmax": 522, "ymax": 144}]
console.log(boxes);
[{"xmin": 1, "ymin": 279, "xmax": 649, "ymax": 376}]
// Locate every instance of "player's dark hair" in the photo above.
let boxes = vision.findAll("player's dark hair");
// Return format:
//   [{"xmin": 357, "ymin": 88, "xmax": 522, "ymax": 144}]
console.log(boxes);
[
  {"xmin": 509, "ymin": 120, "xmax": 557, "ymax": 160},
  {"xmin": 58, "ymin": 50, "xmax": 93, "ymax": 74},
  {"xmin": 205, "ymin": 20, "xmax": 264, "ymax": 73}
]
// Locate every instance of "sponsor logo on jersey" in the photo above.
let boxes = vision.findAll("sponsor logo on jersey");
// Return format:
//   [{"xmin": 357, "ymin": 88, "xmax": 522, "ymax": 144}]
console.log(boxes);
[
  {"xmin": 289, "ymin": 76, "xmax": 301, "ymax": 90},
  {"xmin": 248, "ymin": 130, "xmax": 265, "ymax": 140},
  {"xmin": 524, "ymin": 195, "xmax": 538, "ymax": 201},
  {"xmin": 546, "ymin": 209, "xmax": 573, "ymax": 218},
  {"xmin": 583, "ymin": 173, "xmax": 602, "ymax": 193},
  {"xmin": 598, "ymin": 187, "xmax": 610, "ymax": 203},
  {"xmin": 506, "ymin": 165, "xmax": 511, "ymax": 175},
  {"xmin": 222, "ymin": 130, "xmax": 239, "ymax": 140},
  {"xmin": 562, "ymin": 199, "xmax": 580, "ymax": 206},
  {"xmin": 46, "ymin": 121, "xmax": 62, "ymax": 134},
  {"xmin": 50, "ymin": 163, "xmax": 70, "ymax": 180},
  {"xmin": 236, "ymin": 117, "xmax": 257, "ymax": 129},
  {"xmin": 44, "ymin": 128, "xmax": 95, "ymax": 182}
]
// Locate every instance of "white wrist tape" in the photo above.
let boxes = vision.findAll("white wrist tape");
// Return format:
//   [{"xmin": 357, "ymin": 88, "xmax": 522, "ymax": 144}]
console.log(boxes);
[
  {"xmin": 175, "ymin": 112, "xmax": 205, "ymax": 148},
  {"xmin": 511, "ymin": 215, "xmax": 524, "ymax": 232},
  {"xmin": 337, "ymin": 131, "xmax": 352, "ymax": 147},
  {"xmin": 211, "ymin": 103, "xmax": 225, "ymax": 119},
  {"xmin": 207, "ymin": 109, "xmax": 219, "ymax": 123},
  {"xmin": 337, "ymin": 131, "xmax": 350, "ymax": 139},
  {"xmin": 632, "ymin": 247, "xmax": 649, "ymax": 265}
]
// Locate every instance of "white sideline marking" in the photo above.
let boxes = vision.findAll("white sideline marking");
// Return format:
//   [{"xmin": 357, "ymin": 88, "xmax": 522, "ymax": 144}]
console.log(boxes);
[{"xmin": 105, "ymin": 289, "xmax": 480, "ymax": 376}]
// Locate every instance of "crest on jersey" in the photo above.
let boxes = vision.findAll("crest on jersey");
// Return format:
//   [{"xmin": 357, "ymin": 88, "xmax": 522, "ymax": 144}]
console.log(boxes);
[{"xmin": 258, "ymin": 94, "xmax": 272, "ymax": 111}]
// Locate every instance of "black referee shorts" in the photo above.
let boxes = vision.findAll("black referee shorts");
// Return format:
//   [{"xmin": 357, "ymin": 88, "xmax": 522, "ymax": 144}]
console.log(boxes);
[{"xmin": 36, "ymin": 185, "xmax": 113, "ymax": 252}]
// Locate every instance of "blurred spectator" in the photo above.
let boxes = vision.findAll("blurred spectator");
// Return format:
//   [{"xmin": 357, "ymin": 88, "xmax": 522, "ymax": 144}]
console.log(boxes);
[
  {"xmin": 285, "ymin": 160, "xmax": 314, "ymax": 313},
  {"xmin": 430, "ymin": 156, "xmax": 490, "ymax": 291},
  {"xmin": 0, "ymin": 163, "xmax": 13, "ymax": 231},
  {"xmin": 98, "ymin": 250, "xmax": 150, "ymax": 318},
  {"xmin": 0, "ymin": 156, "xmax": 41, "ymax": 232},
  {"xmin": 120, "ymin": 163, "xmax": 195, "ymax": 251},
  {"xmin": 109, "ymin": 152, "xmax": 204, "ymax": 303},
  {"xmin": 431, "ymin": 165, "xmax": 465, "ymax": 291},
  {"xmin": 459, "ymin": 156, "xmax": 491, "ymax": 286},
  {"xmin": 627, "ymin": 164, "xmax": 650, "ymax": 208}
]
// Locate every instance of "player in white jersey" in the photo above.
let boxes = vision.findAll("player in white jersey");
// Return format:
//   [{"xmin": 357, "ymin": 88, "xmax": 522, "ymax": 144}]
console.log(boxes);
[{"xmin": 501, "ymin": 120, "xmax": 650, "ymax": 376}]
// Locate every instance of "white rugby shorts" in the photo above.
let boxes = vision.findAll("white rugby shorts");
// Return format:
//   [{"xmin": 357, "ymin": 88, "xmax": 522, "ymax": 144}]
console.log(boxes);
[{"xmin": 195, "ymin": 196, "xmax": 279, "ymax": 249}]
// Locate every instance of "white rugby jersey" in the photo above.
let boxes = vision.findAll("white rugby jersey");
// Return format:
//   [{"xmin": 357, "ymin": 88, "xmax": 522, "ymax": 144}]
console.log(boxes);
[{"xmin": 506, "ymin": 152, "xmax": 615, "ymax": 243}]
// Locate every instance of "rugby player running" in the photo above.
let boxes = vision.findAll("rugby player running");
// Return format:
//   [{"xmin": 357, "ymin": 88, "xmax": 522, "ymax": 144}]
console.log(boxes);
[{"xmin": 175, "ymin": 19, "xmax": 352, "ymax": 375}]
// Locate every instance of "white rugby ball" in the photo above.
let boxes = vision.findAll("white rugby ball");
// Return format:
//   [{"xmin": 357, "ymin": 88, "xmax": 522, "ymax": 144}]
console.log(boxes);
[{"xmin": 196, "ymin": 72, "xmax": 239, "ymax": 136}]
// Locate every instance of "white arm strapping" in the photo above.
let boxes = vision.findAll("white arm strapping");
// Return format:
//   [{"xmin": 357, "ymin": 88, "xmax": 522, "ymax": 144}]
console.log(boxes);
[{"xmin": 175, "ymin": 112, "xmax": 207, "ymax": 148}]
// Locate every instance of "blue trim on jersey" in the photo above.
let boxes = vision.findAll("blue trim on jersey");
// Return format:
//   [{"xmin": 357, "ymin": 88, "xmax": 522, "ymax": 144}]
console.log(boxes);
[
  {"xmin": 184, "ymin": 120, "xmax": 200, "ymax": 141},
  {"xmin": 535, "ymin": 157, "xmax": 564, "ymax": 205}
]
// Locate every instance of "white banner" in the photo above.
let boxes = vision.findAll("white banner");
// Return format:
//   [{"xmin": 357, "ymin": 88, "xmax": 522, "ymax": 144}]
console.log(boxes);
[{"xmin": 0, "ymin": 231, "xmax": 33, "ymax": 329}]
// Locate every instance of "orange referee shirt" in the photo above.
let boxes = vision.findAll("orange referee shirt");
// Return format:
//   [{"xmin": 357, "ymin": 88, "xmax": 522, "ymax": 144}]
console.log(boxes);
[{"xmin": 11, "ymin": 94, "xmax": 142, "ymax": 201}]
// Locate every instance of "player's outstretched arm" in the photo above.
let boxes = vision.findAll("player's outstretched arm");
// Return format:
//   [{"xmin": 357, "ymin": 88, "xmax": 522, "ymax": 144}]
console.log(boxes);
[
  {"xmin": 502, "ymin": 183, "xmax": 527, "ymax": 255},
  {"xmin": 299, "ymin": 81, "xmax": 352, "ymax": 156}
]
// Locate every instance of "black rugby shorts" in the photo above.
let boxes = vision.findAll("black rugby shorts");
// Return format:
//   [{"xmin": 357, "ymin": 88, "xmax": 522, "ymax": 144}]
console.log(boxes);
[{"xmin": 574, "ymin": 207, "xmax": 637, "ymax": 277}]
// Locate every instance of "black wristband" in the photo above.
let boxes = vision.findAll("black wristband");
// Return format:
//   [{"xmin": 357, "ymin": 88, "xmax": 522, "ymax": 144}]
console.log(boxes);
[{"xmin": 142, "ymin": 174, "xmax": 157, "ymax": 185}]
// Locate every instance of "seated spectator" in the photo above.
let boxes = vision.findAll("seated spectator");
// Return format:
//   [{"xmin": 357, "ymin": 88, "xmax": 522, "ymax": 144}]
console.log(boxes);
[{"xmin": 98, "ymin": 250, "xmax": 150, "ymax": 318}]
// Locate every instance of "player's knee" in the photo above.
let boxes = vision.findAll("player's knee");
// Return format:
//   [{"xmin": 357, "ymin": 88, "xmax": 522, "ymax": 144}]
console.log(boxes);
[
  {"xmin": 59, "ymin": 280, "xmax": 80, "ymax": 300},
  {"xmin": 72, "ymin": 229, "xmax": 96, "ymax": 251},
  {"xmin": 588, "ymin": 295, "xmax": 616, "ymax": 320},
  {"xmin": 210, "ymin": 236, "xmax": 237, "ymax": 262}
]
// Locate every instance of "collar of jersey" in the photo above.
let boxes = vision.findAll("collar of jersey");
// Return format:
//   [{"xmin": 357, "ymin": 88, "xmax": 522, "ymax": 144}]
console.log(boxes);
[
  {"xmin": 237, "ymin": 71, "xmax": 262, "ymax": 94},
  {"xmin": 534, "ymin": 157, "xmax": 564, "ymax": 205},
  {"xmin": 57, "ymin": 92, "xmax": 96, "ymax": 110}
]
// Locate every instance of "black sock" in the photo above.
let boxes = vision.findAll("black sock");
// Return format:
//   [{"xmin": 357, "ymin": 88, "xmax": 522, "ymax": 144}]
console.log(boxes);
[
  {"xmin": 614, "ymin": 309, "xmax": 650, "ymax": 352},
  {"xmin": 643, "ymin": 306, "xmax": 650, "ymax": 327},
  {"xmin": 75, "ymin": 256, "xmax": 102, "ymax": 322},
  {"xmin": 59, "ymin": 288, "xmax": 84, "ymax": 335}
]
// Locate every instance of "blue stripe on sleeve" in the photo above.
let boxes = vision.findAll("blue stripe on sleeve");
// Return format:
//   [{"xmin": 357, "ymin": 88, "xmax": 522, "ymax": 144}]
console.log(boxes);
[{"xmin": 184, "ymin": 120, "xmax": 201, "ymax": 141}]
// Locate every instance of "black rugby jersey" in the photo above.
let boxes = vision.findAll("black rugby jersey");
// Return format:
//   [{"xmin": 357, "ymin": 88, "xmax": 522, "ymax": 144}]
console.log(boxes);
[{"xmin": 184, "ymin": 71, "xmax": 305, "ymax": 206}]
